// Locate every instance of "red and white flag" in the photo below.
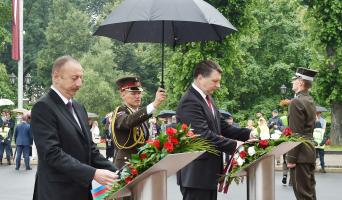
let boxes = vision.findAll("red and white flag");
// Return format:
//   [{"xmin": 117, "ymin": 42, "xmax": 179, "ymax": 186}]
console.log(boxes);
[{"xmin": 12, "ymin": 0, "xmax": 20, "ymax": 61}]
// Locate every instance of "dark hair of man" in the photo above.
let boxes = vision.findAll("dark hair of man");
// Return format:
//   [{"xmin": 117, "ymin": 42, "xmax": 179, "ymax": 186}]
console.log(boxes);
[
  {"xmin": 193, "ymin": 60, "xmax": 222, "ymax": 78},
  {"xmin": 51, "ymin": 55, "xmax": 79, "ymax": 76}
]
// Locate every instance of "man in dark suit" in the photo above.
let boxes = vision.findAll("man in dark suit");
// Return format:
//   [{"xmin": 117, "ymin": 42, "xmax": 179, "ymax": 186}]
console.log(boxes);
[
  {"xmin": 14, "ymin": 114, "xmax": 33, "ymax": 170},
  {"xmin": 176, "ymin": 60, "xmax": 251, "ymax": 200},
  {"xmin": 286, "ymin": 67, "xmax": 318, "ymax": 200},
  {"xmin": 112, "ymin": 77, "xmax": 166, "ymax": 169},
  {"xmin": 31, "ymin": 55, "xmax": 118, "ymax": 200}
]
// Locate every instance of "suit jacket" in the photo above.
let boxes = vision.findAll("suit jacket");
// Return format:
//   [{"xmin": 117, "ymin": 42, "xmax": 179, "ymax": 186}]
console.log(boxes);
[
  {"xmin": 31, "ymin": 89, "xmax": 116, "ymax": 200},
  {"xmin": 287, "ymin": 91, "xmax": 316, "ymax": 164},
  {"xmin": 14, "ymin": 122, "xmax": 33, "ymax": 145},
  {"xmin": 176, "ymin": 86, "xmax": 250, "ymax": 190},
  {"xmin": 112, "ymin": 105, "xmax": 151, "ymax": 169}
]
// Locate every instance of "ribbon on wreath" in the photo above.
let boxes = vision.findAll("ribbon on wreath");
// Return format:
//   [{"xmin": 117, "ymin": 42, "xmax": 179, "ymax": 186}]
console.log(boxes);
[
  {"xmin": 91, "ymin": 185, "xmax": 109, "ymax": 200},
  {"xmin": 218, "ymin": 149, "xmax": 238, "ymax": 194}
]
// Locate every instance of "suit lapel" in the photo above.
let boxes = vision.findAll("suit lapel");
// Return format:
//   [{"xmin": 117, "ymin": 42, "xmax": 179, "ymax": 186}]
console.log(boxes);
[
  {"xmin": 73, "ymin": 103, "xmax": 93, "ymax": 146},
  {"xmin": 48, "ymin": 89, "xmax": 86, "ymax": 139},
  {"xmin": 211, "ymin": 103, "xmax": 220, "ymax": 132},
  {"xmin": 189, "ymin": 87, "xmax": 219, "ymax": 133}
]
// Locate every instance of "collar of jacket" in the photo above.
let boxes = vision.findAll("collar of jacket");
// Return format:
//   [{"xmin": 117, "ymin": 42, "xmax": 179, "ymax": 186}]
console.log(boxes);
[{"xmin": 295, "ymin": 91, "xmax": 309, "ymax": 98}]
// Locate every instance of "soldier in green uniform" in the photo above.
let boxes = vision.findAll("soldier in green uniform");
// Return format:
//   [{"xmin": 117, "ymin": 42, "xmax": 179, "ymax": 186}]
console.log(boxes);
[
  {"xmin": 286, "ymin": 67, "xmax": 318, "ymax": 200},
  {"xmin": 112, "ymin": 77, "xmax": 166, "ymax": 169}
]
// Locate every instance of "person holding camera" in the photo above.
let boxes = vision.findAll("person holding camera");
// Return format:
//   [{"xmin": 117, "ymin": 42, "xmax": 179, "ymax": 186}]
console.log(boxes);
[{"xmin": 268, "ymin": 109, "xmax": 285, "ymax": 131}]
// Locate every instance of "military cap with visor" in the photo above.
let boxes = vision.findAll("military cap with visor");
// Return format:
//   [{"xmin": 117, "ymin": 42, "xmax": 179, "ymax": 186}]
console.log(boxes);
[
  {"xmin": 292, "ymin": 67, "xmax": 318, "ymax": 81},
  {"xmin": 116, "ymin": 77, "xmax": 143, "ymax": 92}
]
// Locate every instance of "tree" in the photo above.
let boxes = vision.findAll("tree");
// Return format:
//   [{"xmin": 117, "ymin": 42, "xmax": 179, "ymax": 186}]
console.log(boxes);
[
  {"xmin": 300, "ymin": 0, "xmax": 342, "ymax": 144},
  {"xmin": 0, "ymin": 63, "xmax": 15, "ymax": 100},
  {"xmin": 75, "ymin": 69, "xmax": 115, "ymax": 117},
  {"xmin": 0, "ymin": 0, "xmax": 11, "ymax": 53},
  {"xmin": 164, "ymin": 0, "xmax": 310, "ymax": 120},
  {"xmin": 35, "ymin": 0, "xmax": 93, "ymax": 86},
  {"xmin": 76, "ymin": 37, "xmax": 130, "ymax": 116}
]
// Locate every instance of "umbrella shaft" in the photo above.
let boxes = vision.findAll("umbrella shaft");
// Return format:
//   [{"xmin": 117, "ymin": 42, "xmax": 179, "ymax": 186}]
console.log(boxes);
[{"xmin": 161, "ymin": 21, "xmax": 165, "ymax": 88}]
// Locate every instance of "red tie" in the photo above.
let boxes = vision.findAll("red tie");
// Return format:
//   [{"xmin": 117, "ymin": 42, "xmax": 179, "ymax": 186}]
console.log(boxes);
[{"xmin": 206, "ymin": 95, "xmax": 213, "ymax": 110}]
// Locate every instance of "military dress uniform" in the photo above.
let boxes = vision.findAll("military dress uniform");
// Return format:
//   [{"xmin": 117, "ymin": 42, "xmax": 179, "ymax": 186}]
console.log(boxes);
[
  {"xmin": 112, "ymin": 105, "xmax": 151, "ymax": 169},
  {"xmin": 287, "ymin": 67, "xmax": 318, "ymax": 200}
]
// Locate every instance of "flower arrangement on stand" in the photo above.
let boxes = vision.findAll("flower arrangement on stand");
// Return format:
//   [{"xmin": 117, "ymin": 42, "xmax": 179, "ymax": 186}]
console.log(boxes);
[
  {"xmin": 103, "ymin": 123, "xmax": 219, "ymax": 199},
  {"xmin": 218, "ymin": 127, "xmax": 307, "ymax": 194}
]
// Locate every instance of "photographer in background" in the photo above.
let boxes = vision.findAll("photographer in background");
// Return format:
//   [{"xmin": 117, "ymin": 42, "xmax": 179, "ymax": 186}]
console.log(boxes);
[{"xmin": 268, "ymin": 109, "xmax": 285, "ymax": 132}]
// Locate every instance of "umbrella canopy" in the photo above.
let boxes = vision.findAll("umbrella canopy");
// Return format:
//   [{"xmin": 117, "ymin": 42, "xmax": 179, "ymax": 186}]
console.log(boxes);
[
  {"xmin": 0, "ymin": 98, "xmax": 15, "ymax": 106},
  {"xmin": 88, "ymin": 112, "xmax": 99, "ymax": 118},
  {"xmin": 219, "ymin": 109, "xmax": 232, "ymax": 119},
  {"xmin": 94, "ymin": 0, "xmax": 237, "ymax": 87},
  {"xmin": 316, "ymin": 106, "xmax": 328, "ymax": 112},
  {"xmin": 157, "ymin": 110, "xmax": 176, "ymax": 118},
  {"xmin": 12, "ymin": 108, "xmax": 29, "ymax": 113}
]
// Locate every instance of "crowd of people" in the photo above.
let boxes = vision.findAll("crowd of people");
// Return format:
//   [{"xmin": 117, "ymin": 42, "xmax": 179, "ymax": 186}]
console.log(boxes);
[{"xmin": 0, "ymin": 55, "xmax": 330, "ymax": 200}]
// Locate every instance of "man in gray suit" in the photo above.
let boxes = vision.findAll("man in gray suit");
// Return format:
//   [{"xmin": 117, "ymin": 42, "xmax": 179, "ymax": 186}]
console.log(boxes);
[{"xmin": 31, "ymin": 55, "xmax": 118, "ymax": 200}]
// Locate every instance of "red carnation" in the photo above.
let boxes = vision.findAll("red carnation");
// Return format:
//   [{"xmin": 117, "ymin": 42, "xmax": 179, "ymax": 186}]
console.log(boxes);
[
  {"xmin": 147, "ymin": 139, "xmax": 161, "ymax": 149},
  {"xmin": 186, "ymin": 130, "xmax": 195, "ymax": 138},
  {"xmin": 166, "ymin": 127, "xmax": 177, "ymax": 136},
  {"xmin": 140, "ymin": 153, "xmax": 147, "ymax": 160},
  {"xmin": 125, "ymin": 176, "xmax": 133, "ymax": 184},
  {"xmin": 163, "ymin": 141, "xmax": 174, "ymax": 153},
  {"xmin": 131, "ymin": 168, "xmax": 138, "ymax": 176},
  {"xmin": 181, "ymin": 124, "xmax": 188, "ymax": 131},
  {"xmin": 259, "ymin": 140, "xmax": 269, "ymax": 149},
  {"xmin": 239, "ymin": 151, "xmax": 247, "ymax": 159},
  {"xmin": 153, "ymin": 140, "xmax": 161, "ymax": 149},
  {"xmin": 283, "ymin": 127, "xmax": 293, "ymax": 137},
  {"xmin": 169, "ymin": 136, "xmax": 179, "ymax": 145}
]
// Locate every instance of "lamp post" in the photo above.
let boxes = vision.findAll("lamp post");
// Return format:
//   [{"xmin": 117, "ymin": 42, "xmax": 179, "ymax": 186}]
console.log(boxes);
[
  {"xmin": 24, "ymin": 73, "xmax": 31, "ymax": 85},
  {"xmin": 280, "ymin": 84, "xmax": 287, "ymax": 98},
  {"xmin": 9, "ymin": 73, "xmax": 17, "ymax": 85},
  {"xmin": 9, "ymin": 72, "xmax": 38, "ymax": 106}
]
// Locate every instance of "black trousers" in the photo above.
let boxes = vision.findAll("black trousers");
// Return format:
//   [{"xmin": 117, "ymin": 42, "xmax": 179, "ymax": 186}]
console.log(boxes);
[{"xmin": 180, "ymin": 186, "xmax": 217, "ymax": 200}]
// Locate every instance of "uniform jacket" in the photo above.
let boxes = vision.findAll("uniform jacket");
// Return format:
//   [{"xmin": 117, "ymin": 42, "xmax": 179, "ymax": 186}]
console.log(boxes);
[
  {"xmin": 176, "ymin": 86, "xmax": 250, "ymax": 190},
  {"xmin": 287, "ymin": 91, "xmax": 316, "ymax": 164},
  {"xmin": 14, "ymin": 122, "xmax": 33, "ymax": 145},
  {"xmin": 112, "ymin": 105, "xmax": 151, "ymax": 169},
  {"xmin": 31, "ymin": 89, "xmax": 116, "ymax": 200}
]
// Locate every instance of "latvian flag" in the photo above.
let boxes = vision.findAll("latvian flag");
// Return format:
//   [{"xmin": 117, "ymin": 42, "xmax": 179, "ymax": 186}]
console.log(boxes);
[
  {"xmin": 12, "ymin": 0, "xmax": 20, "ymax": 61},
  {"xmin": 91, "ymin": 185, "xmax": 109, "ymax": 200}
]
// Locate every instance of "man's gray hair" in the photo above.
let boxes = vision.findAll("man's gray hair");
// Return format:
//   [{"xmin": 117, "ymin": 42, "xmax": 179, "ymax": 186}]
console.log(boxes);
[{"xmin": 51, "ymin": 55, "xmax": 79, "ymax": 76}]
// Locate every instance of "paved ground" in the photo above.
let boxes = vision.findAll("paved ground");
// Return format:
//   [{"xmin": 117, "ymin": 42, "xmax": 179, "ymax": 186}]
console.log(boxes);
[
  {"xmin": 1, "ymin": 164, "xmax": 342, "ymax": 200},
  {"xmin": 1, "ymin": 149, "xmax": 341, "ymax": 199}
]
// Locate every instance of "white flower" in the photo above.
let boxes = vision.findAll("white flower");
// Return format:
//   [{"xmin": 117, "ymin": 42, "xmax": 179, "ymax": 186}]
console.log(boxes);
[
  {"xmin": 274, "ymin": 130, "xmax": 282, "ymax": 135},
  {"xmin": 271, "ymin": 133, "xmax": 281, "ymax": 140},
  {"xmin": 248, "ymin": 146, "xmax": 256, "ymax": 156},
  {"xmin": 233, "ymin": 152, "xmax": 239, "ymax": 159},
  {"xmin": 260, "ymin": 132, "xmax": 270, "ymax": 140},
  {"xmin": 237, "ymin": 157, "xmax": 245, "ymax": 166}
]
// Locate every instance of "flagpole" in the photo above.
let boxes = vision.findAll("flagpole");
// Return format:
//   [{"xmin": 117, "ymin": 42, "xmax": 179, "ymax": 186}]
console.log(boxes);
[{"xmin": 17, "ymin": 0, "xmax": 24, "ymax": 109}]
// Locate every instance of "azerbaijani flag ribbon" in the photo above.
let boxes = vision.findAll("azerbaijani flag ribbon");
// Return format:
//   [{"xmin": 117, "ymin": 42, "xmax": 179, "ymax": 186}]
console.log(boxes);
[{"xmin": 91, "ymin": 185, "xmax": 109, "ymax": 200}]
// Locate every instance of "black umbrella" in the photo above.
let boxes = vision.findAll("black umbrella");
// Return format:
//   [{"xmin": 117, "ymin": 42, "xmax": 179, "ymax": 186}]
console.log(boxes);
[
  {"xmin": 219, "ymin": 109, "xmax": 232, "ymax": 119},
  {"xmin": 94, "ymin": 0, "xmax": 237, "ymax": 87},
  {"xmin": 316, "ymin": 106, "xmax": 328, "ymax": 112},
  {"xmin": 157, "ymin": 110, "xmax": 176, "ymax": 118}
]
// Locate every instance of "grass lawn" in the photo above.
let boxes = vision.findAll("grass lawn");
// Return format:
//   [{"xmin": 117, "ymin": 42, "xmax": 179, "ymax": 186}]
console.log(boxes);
[{"xmin": 325, "ymin": 145, "xmax": 342, "ymax": 151}]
